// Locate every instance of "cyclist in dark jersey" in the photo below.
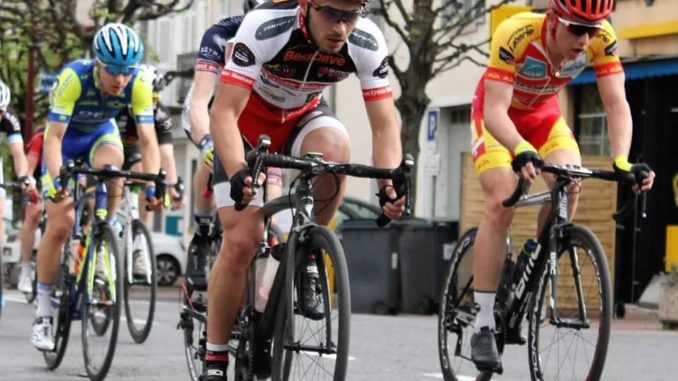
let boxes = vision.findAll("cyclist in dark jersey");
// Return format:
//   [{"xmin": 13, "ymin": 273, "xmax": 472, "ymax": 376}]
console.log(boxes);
[
  {"xmin": 0, "ymin": 80, "xmax": 30, "ymax": 285},
  {"xmin": 116, "ymin": 65, "xmax": 182, "ymax": 219},
  {"xmin": 182, "ymin": 3, "xmax": 284, "ymax": 292}
]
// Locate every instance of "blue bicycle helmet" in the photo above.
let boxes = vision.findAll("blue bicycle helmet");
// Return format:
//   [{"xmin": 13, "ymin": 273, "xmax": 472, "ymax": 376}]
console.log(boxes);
[{"xmin": 93, "ymin": 23, "xmax": 144, "ymax": 66}]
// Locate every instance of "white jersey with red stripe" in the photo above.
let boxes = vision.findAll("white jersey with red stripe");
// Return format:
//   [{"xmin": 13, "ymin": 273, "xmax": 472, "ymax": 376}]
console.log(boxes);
[{"xmin": 220, "ymin": 1, "xmax": 392, "ymax": 113}]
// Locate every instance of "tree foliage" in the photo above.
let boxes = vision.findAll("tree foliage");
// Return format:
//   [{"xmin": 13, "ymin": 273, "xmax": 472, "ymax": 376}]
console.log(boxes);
[
  {"xmin": 372, "ymin": 0, "xmax": 516, "ymax": 209},
  {"xmin": 0, "ymin": 0, "xmax": 194, "ymax": 129}
]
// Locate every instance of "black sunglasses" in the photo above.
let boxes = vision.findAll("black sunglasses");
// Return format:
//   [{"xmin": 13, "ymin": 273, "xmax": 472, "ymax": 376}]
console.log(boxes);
[
  {"xmin": 558, "ymin": 17, "xmax": 601, "ymax": 38},
  {"xmin": 309, "ymin": 0, "xmax": 364, "ymax": 24}
]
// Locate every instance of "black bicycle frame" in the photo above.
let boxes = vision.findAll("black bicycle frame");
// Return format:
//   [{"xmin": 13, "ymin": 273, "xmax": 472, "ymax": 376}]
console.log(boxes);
[{"xmin": 502, "ymin": 176, "xmax": 574, "ymax": 338}]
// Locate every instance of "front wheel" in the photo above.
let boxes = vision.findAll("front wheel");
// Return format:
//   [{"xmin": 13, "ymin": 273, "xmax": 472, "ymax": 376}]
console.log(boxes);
[
  {"xmin": 527, "ymin": 225, "xmax": 612, "ymax": 381},
  {"xmin": 271, "ymin": 226, "xmax": 350, "ymax": 381},
  {"xmin": 123, "ymin": 220, "xmax": 157, "ymax": 344},
  {"xmin": 82, "ymin": 224, "xmax": 123, "ymax": 381}
]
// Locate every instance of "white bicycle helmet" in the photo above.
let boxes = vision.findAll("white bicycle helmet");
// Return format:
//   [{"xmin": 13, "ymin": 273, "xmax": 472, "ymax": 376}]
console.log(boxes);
[{"xmin": 0, "ymin": 80, "xmax": 10, "ymax": 110}]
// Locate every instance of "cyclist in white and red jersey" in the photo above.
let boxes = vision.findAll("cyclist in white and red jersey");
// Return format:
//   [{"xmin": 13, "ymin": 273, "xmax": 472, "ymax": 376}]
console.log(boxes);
[
  {"xmin": 469, "ymin": 0, "xmax": 655, "ymax": 372},
  {"xmin": 205, "ymin": 0, "xmax": 405, "ymax": 378}
]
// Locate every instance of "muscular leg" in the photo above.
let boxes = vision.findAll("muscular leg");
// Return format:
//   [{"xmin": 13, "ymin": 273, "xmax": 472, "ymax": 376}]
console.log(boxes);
[
  {"xmin": 194, "ymin": 162, "xmax": 214, "ymax": 215},
  {"xmin": 20, "ymin": 202, "xmax": 42, "ymax": 264},
  {"xmin": 207, "ymin": 207, "xmax": 263, "ymax": 344},
  {"xmin": 91, "ymin": 144, "xmax": 124, "ymax": 217},
  {"xmin": 298, "ymin": 128, "xmax": 350, "ymax": 225},
  {"xmin": 536, "ymin": 149, "xmax": 582, "ymax": 234}
]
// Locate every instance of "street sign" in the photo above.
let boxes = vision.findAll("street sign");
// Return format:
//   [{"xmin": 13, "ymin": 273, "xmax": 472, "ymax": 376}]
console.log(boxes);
[
  {"xmin": 427, "ymin": 108, "xmax": 439, "ymax": 142},
  {"xmin": 37, "ymin": 72, "xmax": 57, "ymax": 94},
  {"xmin": 423, "ymin": 153, "xmax": 440, "ymax": 176}
]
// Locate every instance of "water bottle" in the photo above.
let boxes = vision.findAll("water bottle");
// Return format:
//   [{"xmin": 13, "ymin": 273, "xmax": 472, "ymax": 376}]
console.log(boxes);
[
  {"xmin": 513, "ymin": 238, "xmax": 538, "ymax": 286},
  {"xmin": 254, "ymin": 250, "xmax": 280, "ymax": 313}
]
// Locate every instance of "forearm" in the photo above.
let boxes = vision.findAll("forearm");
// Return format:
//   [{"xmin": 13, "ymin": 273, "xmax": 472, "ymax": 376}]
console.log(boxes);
[
  {"xmin": 371, "ymin": 127, "xmax": 401, "ymax": 169},
  {"xmin": 189, "ymin": 102, "xmax": 211, "ymax": 144},
  {"xmin": 43, "ymin": 133, "xmax": 64, "ymax": 180},
  {"xmin": 159, "ymin": 144, "xmax": 178, "ymax": 184},
  {"xmin": 138, "ymin": 125, "xmax": 161, "ymax": 175},
  {"xmin": 605, "ymin": 101, "xmax": 633, "ymax": 158},
  {"xmin": 9, "ymin": 143, "xmax": 28, "ymax": 177},
  {"xmin": 210, "ymin": 111, "xmax": 246, "ymax": 177},
  {"xmin": 485, "ymin": 105, "xmax": 523, "ymax": 152},
  {"xmin": 26, "ymin": 156, "xmax": 39, "ymax": 177}
]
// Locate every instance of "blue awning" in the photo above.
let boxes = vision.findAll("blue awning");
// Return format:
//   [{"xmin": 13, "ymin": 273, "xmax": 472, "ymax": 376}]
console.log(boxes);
[{"xmin": 570, "ymin": 58, "xmax": 678, "ymax": 85}]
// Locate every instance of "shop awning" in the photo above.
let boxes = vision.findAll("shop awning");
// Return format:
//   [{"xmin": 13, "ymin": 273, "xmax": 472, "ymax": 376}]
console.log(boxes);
[{"xmin": 570, "ymin": 58, "xmax": 678, "ymax": 85}]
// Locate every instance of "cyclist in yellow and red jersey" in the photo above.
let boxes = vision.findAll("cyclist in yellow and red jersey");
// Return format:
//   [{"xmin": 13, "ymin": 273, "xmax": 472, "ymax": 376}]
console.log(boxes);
[{"xmin": 469, "ymin": 0, "xmax": 655, "ymax": 372}]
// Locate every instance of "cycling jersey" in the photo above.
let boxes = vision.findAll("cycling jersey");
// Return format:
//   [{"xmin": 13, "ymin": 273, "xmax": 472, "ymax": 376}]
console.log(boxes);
[
  {"xmin": 0, "ymin": 107, "xmax": 23, "ymax": 145},
  {"xmin": 26, "ymin": 128, "xmax": 45, "ymax": 180},
  {"xmin": 475, "ymin": 12, "xmax": 622, "ymax": 111},
  {"xmin": 221, "ymin": 1, "xmax": 392, "ymax": 113},
  {"xmin": 196, "ymin": 16, "xmax": 244, "ymax": 74},
  {"xmin": 470, "ymin": 12, "xmax": 622, "ymax": 175},
  {"xmin": 219, "ymin": 1, "xmax": 392, "ymax": 152},
  {"xmin": 116, "ymin": 102, "xmax": 173, "ymax": 147},
  {"xmin": 0, "ymin": 107, "xmax": 23, "ymax": 189},
  {"xmin": 48, "ymin": 59, "xmax": 154, "ymax": 131},
  {"xmin": 182, "ymin": 15, "xmax": 244, "ymax": 138}
]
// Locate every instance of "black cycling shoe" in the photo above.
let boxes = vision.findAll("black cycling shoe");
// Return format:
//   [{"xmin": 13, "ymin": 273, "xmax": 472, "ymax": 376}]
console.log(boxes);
[
  {"xmin": 471, "ymin": 327, "xmax": 503, "ymax": 372},
  {"xmin": 203, "ymin": 361, "xmax": 228, "ymax": 381},
  {"xmin": 297, "ymin": 255, "xmax": 325, "ymax": 321},
  {"xmin": 187, "ymin": 232, "xmax": 210, "ymax": 291}
]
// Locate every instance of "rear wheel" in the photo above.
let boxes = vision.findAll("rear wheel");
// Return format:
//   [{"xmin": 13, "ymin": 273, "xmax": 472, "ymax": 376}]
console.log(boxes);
[
  {"xmin": 438, "ymin": 227, "xmax": 485, "ymax": 381},
  {"xmin": 271, "ymin": 226, "xmax": 350, "ymax": 381},
  {"xmin": 180, "ymin": 282, "xmax": 208, "ymax": 381},
  {"xmin": 527, "ymin": 225, "xmax": 612, "ymax": 381},
  {"xmin": 82, "ymin": 224, "xmax": 122, "ymax": 381},
  {"xmin": 123, "ymin": 220, "xmax": 157, "ymax": 344}
]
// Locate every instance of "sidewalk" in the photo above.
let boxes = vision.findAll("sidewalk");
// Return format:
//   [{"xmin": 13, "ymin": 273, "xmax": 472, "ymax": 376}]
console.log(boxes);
[{"xmin": 612, "ymin": 304, "xmax": 664, "ymax": 331}]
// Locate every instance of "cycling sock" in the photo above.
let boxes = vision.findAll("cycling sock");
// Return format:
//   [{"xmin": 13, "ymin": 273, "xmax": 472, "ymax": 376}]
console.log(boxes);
[
  {"xmin": 206, "ymin": 342, "xmax": 229, "ymax": 352},
  {"xmin": 474, "ymin": 291, "xmax": 496, "ymax": 332},
  {"xmin": 205, "ymin": 343, "xmax": 230, "ymax": 365},
  {"xmin": 20, "ymin": 261, "xmax": 31, "ymax": 274},
  {"xmin": 36, "ymin": 283, "xmax": 55, "ymax": 317}
]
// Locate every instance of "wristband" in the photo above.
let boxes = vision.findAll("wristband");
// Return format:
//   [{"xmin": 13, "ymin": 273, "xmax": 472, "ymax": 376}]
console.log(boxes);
[
  {"xmin": 513, "ymin": 140, "xmax": 538, "ymax": 155},
  {"xmin": 198, "ymin": 134, "xmax": 214, "ymax": 151},
  {"xmin": 145, "ymin": 186, "xmax": 156, "ymax": 200},
  {"xmin": 614, "ymin": 155, "xmax": 632, "ymax": 172}
]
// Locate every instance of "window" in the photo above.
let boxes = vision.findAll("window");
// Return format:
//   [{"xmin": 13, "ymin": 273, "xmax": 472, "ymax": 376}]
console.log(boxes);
[{"xmin": 576, "ymin": 85, "xmax": 610, "ymax": 156}]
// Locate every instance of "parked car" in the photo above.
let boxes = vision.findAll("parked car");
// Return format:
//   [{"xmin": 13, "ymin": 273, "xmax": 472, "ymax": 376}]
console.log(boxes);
[{"xmin": 151, "ymin": 232, "xmax": 186, "ymax": 286}]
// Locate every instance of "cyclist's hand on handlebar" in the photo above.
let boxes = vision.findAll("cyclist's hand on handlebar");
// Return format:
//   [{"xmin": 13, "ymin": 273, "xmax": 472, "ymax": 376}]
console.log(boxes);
[
  {"xmin": 613, "ymin": 156, "xmax": 655, "ymax": 193},
  {"xmin": 377, "ymin": 184, "xmax": 406, "ymax": 221},
  {"xmin": 511, "ymin": 140, "xmax": 542, "ymax": 183},
  {"xmin": 230, "ymin": 168, "xmax": 265, "ymax": 209},
  {"xmin": 169, "ymin": 186, "xmax": 183, "ymax": 210},
  {"xmin": 145, "ymin": 185, "xmax": 164, "ymax": 211}
]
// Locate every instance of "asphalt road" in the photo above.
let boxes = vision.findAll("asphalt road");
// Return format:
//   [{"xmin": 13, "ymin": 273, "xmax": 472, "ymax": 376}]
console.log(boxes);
[{"xmin": 1, "ymin": 289, "xmax": 677, "ymax": 380}]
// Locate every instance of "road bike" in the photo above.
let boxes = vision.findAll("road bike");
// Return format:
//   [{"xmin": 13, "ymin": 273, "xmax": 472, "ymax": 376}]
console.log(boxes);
[
  {"xmin": 179, "ymin": 135, "xmax": 412, "ymax": 381},
  {"xmin": 438, "ymin": 162, "xmax": 645, "ymax": 381},
  {"xmin": 118, "ymin": 177, "xmax": 181, "ymax": 343},
  {"xmin": 42, "ymin": 161, "xmax": 165, "ymax": 381}
]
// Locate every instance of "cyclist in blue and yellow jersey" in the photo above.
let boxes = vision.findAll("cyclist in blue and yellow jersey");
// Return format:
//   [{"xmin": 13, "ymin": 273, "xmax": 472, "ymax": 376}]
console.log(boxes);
[
  {"xmin": 468, "ymin": 0, "xmax": 655, "ymax": 372},
  {"xmin": 30, "ymin": 23, "xmax": 162, "ymax": 351},
  {"xmin": 0, "ymin": 79, "xmax": 31, "ymax": 266}
]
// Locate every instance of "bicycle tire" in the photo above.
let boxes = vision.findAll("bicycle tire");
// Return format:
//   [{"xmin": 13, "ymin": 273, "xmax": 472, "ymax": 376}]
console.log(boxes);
[
  {"xmin": 43, "ymin": 267, "xmax": 73, "ymax": 370},
  {"xmin": 23, "ymin": 259, "xmax": 38, "ymax": 303},
  {"xmin": 0, "ymin": 250, "xmax": 3, "ymax": 319},
  {"xmin": 123, "ymin": 219, "xmax": 157, "ymax": 344},
  {"xmin": 271, "ymin": 225, "xmax": 350, "ymax": 381},
  {"xmin": 438, "ymin": 227, "xmax": 482, "ymax": 381},
  {"xmin": 81, "ymin": 224, "xmax": 123, "ymax": 381},
  {"xmin": 527, "ymin": 225, "xmax": 612, "ymax": 381},
  {"xmin": 180, "ymin": 285, "xmax": 207, "ymax": 381}
]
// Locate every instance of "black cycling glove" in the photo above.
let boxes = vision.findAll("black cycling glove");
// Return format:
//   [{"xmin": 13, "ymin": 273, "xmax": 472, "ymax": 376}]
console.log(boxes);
[
  {"xmin": 613, "ymin": 157, "xmax": 652, "ymax": 187},
  {"xmin": 511, "ymin": 151, "xmax": 543, "ymax": 173},
  {"xmin": 230, "ymin": 168, "xmax": 253, "ymax": 206}
]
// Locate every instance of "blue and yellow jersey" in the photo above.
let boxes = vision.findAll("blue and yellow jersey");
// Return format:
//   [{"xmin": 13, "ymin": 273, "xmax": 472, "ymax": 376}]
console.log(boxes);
[{"xmin": 48, "ymin": 59, "xmax": 154, "ymax": 131}]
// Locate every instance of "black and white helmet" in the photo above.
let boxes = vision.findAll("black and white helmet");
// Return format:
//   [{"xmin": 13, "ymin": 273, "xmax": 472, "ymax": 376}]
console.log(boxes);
[
  {"xmin": 243, "ymin": 0, "xmax": 268, "ymax": 13},
  {"xmin": 0, "ymin": 80, "xmax": 10, "ymax": 110},
  {"xmin": 138, "ymin": 64, "xmax": 168, "ymax": 92}
]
